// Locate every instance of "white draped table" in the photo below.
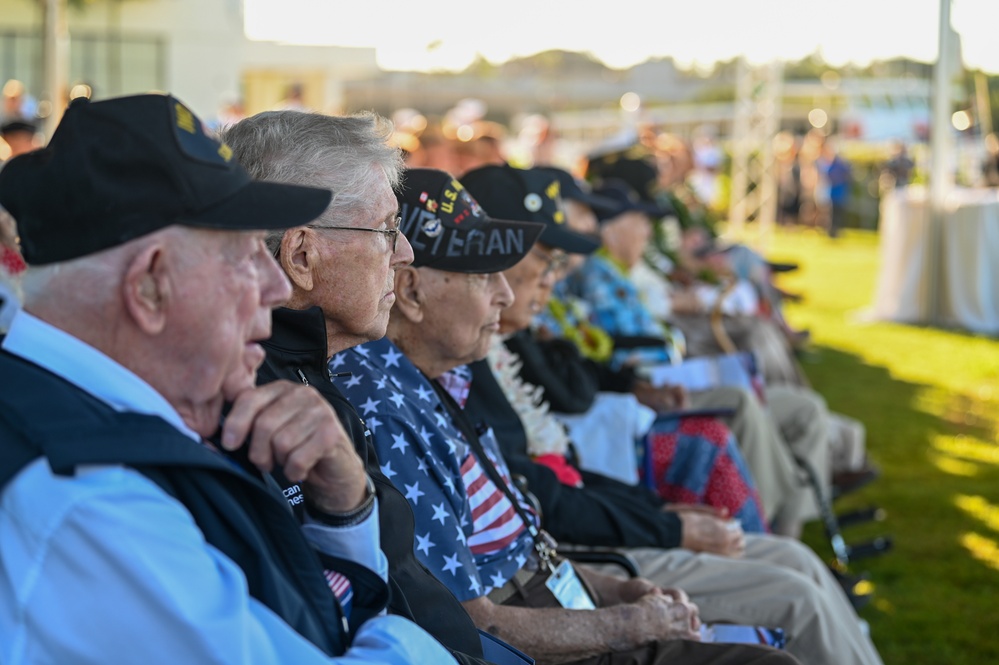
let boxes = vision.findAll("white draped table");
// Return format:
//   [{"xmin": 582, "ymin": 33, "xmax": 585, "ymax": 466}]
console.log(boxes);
[{"xmin": 871, "ymin": 186, "xmax": 999, "ymax": 335}]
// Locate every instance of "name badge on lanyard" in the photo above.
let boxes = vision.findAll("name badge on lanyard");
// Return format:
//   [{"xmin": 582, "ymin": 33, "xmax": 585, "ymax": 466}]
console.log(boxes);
[{"xmin": 545, "ymin": 560, "xmax": 596, "ymax": 610}]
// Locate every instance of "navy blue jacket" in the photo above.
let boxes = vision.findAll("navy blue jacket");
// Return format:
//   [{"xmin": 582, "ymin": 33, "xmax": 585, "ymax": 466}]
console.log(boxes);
[{"xmin": 0, "ymin": 347, "xmax": 380, "ymax": 657}]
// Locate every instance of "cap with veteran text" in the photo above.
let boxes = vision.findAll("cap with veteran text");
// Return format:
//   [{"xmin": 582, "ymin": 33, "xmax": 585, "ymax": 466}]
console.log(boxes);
[
  {"xmin": 397, "ymin": 168, "xmax": 544, "ymax": 273},
  {"xmin": 0, "ymin": 93, "xmax": 332, "ymax": 265},
  {"xmin": 460, "ymin": 164, "xmax": 599, "ymax": 255}
]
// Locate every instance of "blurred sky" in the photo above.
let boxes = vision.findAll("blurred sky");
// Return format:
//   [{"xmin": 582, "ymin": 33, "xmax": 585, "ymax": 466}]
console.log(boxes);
[{"xmin": 243, "ymin": 0, "xmax": 999, "ymax": 74}]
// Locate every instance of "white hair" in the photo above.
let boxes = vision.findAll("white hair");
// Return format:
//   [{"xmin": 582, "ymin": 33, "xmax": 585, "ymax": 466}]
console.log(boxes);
[{"xmin": 219, "ymin": 111, "xmax": 403, "ymax": 255}]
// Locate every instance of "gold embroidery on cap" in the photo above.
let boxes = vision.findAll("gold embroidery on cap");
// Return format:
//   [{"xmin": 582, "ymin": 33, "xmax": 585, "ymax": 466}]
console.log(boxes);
[
  {"xmin": 175, "ymin": 103, "xmax": 196, "ymax": 134},
  {"xmin": 546, "ymin": 181, "xmax": 560, "ymax": 201},
  {"xmin": 217, "ymin": 143, "xmax": 233, "ymax": 162}
]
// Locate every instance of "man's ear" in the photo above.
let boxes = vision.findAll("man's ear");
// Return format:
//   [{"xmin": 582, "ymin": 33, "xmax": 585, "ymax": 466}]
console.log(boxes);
[
  {"xmin": 121, "ymin": 243, "xmax": 168, "ymax": 335},
  {"xmin": 280, "ymin": 228, "xmax": 315, "ymax": 292},
  {"xmin": 392, "ymin": 266, "xmax": 424, "ymax": 324}
]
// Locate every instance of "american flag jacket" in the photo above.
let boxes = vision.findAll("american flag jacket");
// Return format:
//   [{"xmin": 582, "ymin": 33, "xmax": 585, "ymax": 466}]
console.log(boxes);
[{"xmin": 331, "ymin": 337, "xmax": 538, "ymax": 602}]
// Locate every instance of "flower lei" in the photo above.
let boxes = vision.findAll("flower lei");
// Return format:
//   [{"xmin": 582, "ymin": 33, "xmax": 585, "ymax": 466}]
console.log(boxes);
[
  {"xmin": 544, "ymin": 297, "xmax": 614, "ymax": 363},
  {"xmin": 486, "ymin": 336, "xmax": 570, "ymax": 458}
]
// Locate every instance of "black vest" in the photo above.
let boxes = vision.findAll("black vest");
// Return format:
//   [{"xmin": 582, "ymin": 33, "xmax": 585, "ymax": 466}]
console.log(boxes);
[
  {"xmin": 259, "ymin": 306, "xmax": 489, "ymax": 664},
  {"xmin": 0, "ymin": 348, "xmax": 358, "ymax": 657}
]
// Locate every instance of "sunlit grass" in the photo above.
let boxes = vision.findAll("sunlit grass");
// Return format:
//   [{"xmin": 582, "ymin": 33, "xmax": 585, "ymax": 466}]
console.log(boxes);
[
  {"xmin": 763, "ymin": 227, "xmax": 999, "ymax": 664},
  {"xmin": 933, "ymin": 435, "xmax": 999, "ymax": 466},
  {"xmin": 929, "ymin": 453, "xmax": 980, "ymax": 477},
  {"xmin": 954, "ymin": 495, "xmax": 999, "ymax": 534},
  {"xmin": 959, "ymin": 533, "xmax": 999, "ymax": 572}
]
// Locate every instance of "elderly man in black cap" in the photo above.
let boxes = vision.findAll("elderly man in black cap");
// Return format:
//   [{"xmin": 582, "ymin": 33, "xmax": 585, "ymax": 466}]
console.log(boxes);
[{"xmin": 0, "ymin": 94, "xmax": 455, "ymax": 663}]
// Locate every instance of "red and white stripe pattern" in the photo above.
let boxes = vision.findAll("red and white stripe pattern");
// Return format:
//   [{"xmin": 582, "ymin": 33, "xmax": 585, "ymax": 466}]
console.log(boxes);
[
  {"xmin": 324, "ymin": 569, "xmax": 354, "ymax": 613},
  {"xmin": 462, "ymin": 449, "xmax": 530, "ymax": 555}
]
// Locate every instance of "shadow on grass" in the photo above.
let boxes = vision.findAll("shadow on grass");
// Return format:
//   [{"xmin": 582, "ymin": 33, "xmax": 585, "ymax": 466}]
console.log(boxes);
[{"xmin": 797, "ymin": 345, "xmax": 999, "ymax": 665}]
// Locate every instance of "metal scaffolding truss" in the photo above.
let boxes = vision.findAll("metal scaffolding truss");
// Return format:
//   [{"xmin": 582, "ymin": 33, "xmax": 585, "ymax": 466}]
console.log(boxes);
[{"xmin": 727, "ymin": 59, "xmax": 784, "ymax": 245}]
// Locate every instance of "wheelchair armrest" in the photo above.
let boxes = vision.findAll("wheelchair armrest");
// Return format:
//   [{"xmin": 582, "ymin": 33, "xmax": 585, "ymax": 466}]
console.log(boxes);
[{"xmin": 558, "ymin": 547, "xmax": 641, "ymax": 578}]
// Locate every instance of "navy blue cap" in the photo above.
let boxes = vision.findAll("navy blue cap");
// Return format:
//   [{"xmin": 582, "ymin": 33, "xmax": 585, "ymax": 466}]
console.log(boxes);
[
  {"xmin": 0, "ymin": 93, "xmax": 332, "ymax": 265},
  {"xmin": 534, "ymin": 166, "xmax": 618, "ymax": 215},
  {"xmin": 460, "ymin": 163, "xmax": 599, "ymax": 255},
  {"xmin": 593, "ymin": 179, "xmax": 672, "ymax": 223}
]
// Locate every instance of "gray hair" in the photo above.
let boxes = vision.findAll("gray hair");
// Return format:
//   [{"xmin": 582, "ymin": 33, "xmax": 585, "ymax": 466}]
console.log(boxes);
[
  {"xmin": 20, "ymin": 246, "xmax": 126, "ymax": 313},
  {"xmin": 19, "ymin": 227, "xmax": 188, "ymax": 309},
  {"xmin": 219, "ymin": 111, "xmax": 403, "ymax": 254}
]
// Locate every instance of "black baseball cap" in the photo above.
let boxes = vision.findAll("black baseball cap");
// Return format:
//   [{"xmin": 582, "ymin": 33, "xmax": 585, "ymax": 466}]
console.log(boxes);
[
  {"xmin": 0, "ymin": 119, "xmax": 35, "ymax": 136},
  {"xmin": 0, "ymin": 93, "xmax": 332, "ymax": 265},
  {"xmin": 585, "ymin": 149, "xmax": 668, "ymax": 209},
  {"xmin": 535, "ymin": 166, "xmax": 618, "ymax": 215},
  {"xmin": 593, "ymin": 179, "xmax": 672, "ymax": 223},
  {"xmin": 397, "ymin": 168, "xmax": 544, "ymax": 273},
  {"xmin": 460, "ymin": 163, "xmax": 599, "ymax": 255}
]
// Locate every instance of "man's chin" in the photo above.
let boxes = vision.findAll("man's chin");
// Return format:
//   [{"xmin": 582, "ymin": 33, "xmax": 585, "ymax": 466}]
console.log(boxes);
[
  {"xmin": 221, "ymin": 372, "xmax": 257, "ymax": 404},
  {"xmin": 221, "ymin": 361, "xmax": 261, "ymax": 403},
  {"xmin": 221, "ymin": 344, "xmax": 266, "ymax": 397}
]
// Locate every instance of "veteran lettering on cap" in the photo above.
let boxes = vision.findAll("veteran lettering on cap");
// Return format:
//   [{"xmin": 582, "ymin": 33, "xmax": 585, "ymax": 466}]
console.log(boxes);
[{"xmin": 396, "ymin": 169, "xmax": 544, "ymax": 274}]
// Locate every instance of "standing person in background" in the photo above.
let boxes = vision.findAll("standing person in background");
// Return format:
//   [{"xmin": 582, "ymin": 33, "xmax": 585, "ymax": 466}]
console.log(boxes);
[
  {"xmin": 817, "ymin": 137, "xmax": 852, "ymax": 238},
  {"xmin": 776, "ymin": 133, "xmax": 802, "ymax": 227},
  {"xmin": 881, "ymin": 141, "xmax": 914, "ymax": 190}
]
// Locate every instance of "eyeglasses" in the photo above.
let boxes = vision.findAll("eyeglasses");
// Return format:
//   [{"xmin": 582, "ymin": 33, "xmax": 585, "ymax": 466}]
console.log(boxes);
[
  {"xmin": 307, "ymin": 216, "xmax": 402, "ymax": 253},
  {"xmin": 530, "ymin": 246, "xmax": 569, "ymax": 277}
]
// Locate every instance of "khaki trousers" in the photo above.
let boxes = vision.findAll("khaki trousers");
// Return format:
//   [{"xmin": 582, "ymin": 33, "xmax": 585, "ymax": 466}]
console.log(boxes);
[
  {"xmin": 688, "ymin": 385, "xmax": 831, "ymax": 528},
  {"xmin": 566, "ymin": 639, "xmax": 797, "ymax": 665},
  {"xmin": 590, "ymin": 535, "xmax": 883, "ymax": 665}
]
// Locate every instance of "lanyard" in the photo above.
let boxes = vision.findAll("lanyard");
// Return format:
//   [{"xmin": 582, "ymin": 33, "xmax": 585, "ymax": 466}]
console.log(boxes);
[{"xmin": 429, "ymin": 377, "xmax": 558, "ymax": 573}]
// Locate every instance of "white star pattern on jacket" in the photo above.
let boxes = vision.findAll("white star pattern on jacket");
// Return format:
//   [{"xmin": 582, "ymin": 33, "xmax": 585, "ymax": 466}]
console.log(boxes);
[{"xmin": 329, "ymin": 337, "xmax": 538, "ymax": 601}]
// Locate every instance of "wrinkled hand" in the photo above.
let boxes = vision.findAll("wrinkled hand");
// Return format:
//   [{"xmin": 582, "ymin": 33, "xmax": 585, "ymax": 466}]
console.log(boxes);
[
  {"xmin": 616, "ymin": 577, "xmax": 660, "ymax": 604},
  {"xmin": 632, "ymin": 380, "xmax": 689, "ymax": 414},
  {"xmin": 677, "ymin": 510, "xmax": 745, "ymax": 558},
  {"xmin": 635, "ymin": 587, "xmax": 701, "ymax": 641},
  {"xmin": 220, "ymin": 380, "xmax": 367, "ymax": 513}
]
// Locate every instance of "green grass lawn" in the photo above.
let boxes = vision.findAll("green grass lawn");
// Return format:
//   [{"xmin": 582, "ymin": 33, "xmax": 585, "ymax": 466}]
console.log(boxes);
[{"xmin": 764, "ymin": 228, "xmax": 999, "ymax": 664}]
